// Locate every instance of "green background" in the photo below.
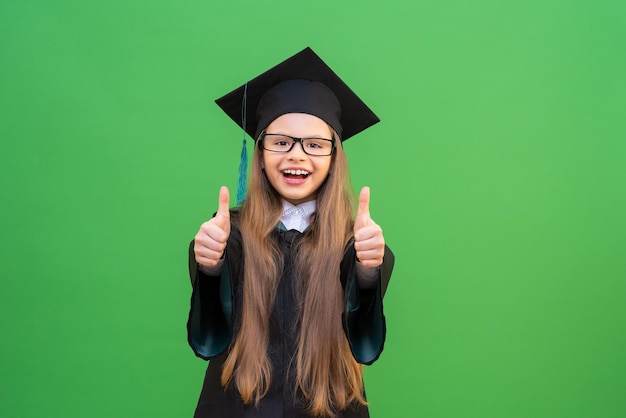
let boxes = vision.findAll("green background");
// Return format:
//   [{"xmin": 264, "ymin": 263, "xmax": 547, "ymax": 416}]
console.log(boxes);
[{"xmin": 1, "ymin": 0, "xmax": 625, "ymax": 417}]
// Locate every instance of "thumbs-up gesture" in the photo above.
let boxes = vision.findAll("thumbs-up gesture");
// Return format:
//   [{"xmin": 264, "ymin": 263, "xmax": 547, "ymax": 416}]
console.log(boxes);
[
  {"xmin": 194, "ymin": 186, "xmax": 231, "ymax": 267},
  {"xmin": 353, "ymin": 186, "xmax": 385, "ymax": 268}
]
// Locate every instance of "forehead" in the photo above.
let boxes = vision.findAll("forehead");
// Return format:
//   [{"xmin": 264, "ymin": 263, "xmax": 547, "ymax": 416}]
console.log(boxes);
[{"xmin": 265, "ymin": 113, "xmax": 333, "ymax": 138}]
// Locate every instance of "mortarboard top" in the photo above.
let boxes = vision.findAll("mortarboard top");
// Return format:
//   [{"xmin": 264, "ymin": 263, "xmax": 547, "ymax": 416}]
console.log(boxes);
[{"xmin": 215, "ymin": 47, "xmax": 380, "ymax": 141}]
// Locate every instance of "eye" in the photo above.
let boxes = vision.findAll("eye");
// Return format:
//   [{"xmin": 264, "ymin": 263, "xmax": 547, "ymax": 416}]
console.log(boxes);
[
  {"xmin": 304, "ymin": 139, "xmax": 331, "ymax": 150},
  {"xmin": 268, "ymin": 135, "xmax": 292, "ymax": 147}
]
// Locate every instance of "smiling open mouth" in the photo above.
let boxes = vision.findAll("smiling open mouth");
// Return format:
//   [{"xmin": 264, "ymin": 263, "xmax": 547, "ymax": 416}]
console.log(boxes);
[{"xmin": 283, "ymin": 169, "xmax": 309, "ymax": 179}]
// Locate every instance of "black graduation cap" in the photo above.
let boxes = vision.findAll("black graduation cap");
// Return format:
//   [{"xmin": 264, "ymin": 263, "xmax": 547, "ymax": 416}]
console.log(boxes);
[{"xmin": 215, "ymin": 47, "xmax": 380, "ymax": 141}]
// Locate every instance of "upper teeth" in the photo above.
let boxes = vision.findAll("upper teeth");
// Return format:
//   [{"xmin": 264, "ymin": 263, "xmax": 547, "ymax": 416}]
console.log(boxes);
[{"xmin": 284, "ymin": 169, "xmax": 309, "ymax": 175}]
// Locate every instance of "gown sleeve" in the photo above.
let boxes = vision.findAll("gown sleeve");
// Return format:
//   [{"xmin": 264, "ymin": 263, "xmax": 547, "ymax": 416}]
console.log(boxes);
[
  {"xmin": 186, "ymin": 218, "xmax": 242, "ymax": 360},
  {"xmin": 341, "ymin": 241, "xmax": 394, "ymax": 365}
]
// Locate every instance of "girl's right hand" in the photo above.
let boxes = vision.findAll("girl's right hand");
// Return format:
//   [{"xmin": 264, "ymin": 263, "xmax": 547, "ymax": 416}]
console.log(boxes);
[{"xmin": 194, "ymin": 186, "xmax": 231, "ymax": 266}]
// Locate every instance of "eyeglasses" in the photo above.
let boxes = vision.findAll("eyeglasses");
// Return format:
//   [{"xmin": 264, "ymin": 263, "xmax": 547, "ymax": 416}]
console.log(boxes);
[{"xmin": 260, "ymin": 133, "xmax": 335, "ymax": 156}]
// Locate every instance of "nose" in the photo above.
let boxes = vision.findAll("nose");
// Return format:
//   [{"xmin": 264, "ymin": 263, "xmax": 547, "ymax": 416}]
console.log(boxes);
[{"xmin": 286, "ymin": 139, "xmax": 307, "ymax": 159}]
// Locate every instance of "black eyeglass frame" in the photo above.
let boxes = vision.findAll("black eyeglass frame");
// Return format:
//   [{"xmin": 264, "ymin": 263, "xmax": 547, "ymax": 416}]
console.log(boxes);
[{"xmin": 259, "ymin": 132, "xmax": 336, "ymax": 156}]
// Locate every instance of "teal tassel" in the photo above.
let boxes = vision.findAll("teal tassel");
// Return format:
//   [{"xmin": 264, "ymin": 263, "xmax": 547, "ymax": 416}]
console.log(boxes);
[
  {"xmin": 236, "ymin": 138, "xmax": 247, "ymax": 205},
  {"xmin": 237, "ymin": 83, "xmax": 249, "ymax": 206}
]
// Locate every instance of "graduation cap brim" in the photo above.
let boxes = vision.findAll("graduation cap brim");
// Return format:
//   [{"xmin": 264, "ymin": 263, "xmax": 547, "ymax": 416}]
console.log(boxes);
[{"xmin": 215, "ymin": 47, "xmax": 380, "ymax": 141}]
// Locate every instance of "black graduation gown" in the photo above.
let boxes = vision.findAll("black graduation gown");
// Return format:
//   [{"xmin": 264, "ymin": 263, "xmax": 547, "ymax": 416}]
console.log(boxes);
[{"xmin": 187, "ymin": 213, "xmax": 394, "ymax": 418}]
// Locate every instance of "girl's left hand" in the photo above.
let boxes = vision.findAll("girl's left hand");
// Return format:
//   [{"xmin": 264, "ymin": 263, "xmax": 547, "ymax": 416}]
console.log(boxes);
[{"xmin": 353, "ymin": 186, "xmax": 385, "ymax": 268}]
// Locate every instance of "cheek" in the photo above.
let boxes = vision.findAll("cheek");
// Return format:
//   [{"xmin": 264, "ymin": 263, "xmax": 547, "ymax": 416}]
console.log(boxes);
[
  {"xmin": 261, "ymin": 153, "xmax": 279, "ymax": 173},
  {"xmin": 319, "ymin": 160, "xmax": 332, "ymax": 177}
]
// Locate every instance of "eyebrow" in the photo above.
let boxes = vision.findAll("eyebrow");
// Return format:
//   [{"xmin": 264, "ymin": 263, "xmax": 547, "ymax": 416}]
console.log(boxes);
[{"xmin": 266, "ymin": 133, "xmax": 334, "ymax": 140}]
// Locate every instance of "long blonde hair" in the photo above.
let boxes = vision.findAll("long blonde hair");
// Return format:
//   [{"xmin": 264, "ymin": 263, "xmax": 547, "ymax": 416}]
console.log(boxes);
[{"xmin": 221, "ymin": 130, "xmax": 366, "ymax": 417}]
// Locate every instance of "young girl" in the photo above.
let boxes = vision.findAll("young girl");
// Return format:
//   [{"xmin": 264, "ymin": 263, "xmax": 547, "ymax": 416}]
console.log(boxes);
[{"xmin": 187, "ymin": 47, "xmax": 395, "ymax": 418}]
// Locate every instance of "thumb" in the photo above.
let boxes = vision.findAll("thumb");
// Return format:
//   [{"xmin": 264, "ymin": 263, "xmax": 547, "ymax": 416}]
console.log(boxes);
[
  {"xmin": 356, "ymin": 186, "xmax": 371, "ymax": 226},
  {"xmin": 216, "ymin": 186, "xmax": 230, "ymax": 223}
]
